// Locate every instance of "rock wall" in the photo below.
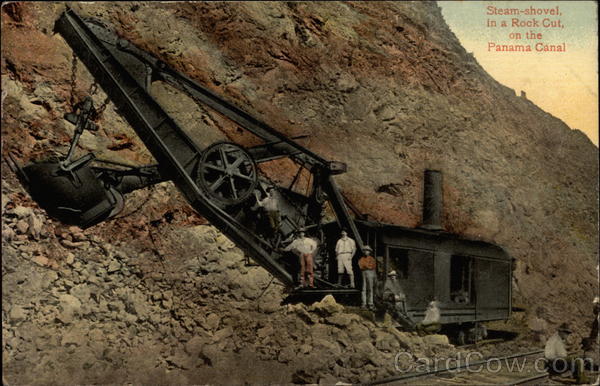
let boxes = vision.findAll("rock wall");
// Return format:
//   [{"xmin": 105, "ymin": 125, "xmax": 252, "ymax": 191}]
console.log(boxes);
[{"xmin": 2, "ymin": 2, "xmax": 598, "ymax": 384}]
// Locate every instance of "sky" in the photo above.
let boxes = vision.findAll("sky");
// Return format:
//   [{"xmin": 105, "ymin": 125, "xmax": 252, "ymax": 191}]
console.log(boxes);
[{"xmin": 438, "ymin": 1, "xmax": 598, "ymax": 146}]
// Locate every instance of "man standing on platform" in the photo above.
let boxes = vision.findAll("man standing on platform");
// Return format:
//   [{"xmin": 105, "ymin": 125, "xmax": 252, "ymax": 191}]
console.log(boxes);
[
  {"xmin": 358, "ymin": 246, "xmax": 376, "ymax": 309},
  {"xmin": 283, "ymin": 230, "xmax": 317, "ymax": 288},
  {"xmin": 335, "ymin": 229, "xmax": 356, "ymax": 288}
]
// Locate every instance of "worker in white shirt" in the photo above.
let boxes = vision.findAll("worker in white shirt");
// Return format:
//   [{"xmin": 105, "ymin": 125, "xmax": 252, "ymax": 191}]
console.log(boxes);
[
  {"xmin": 545, "ymin": 323, "xmax": 570, "ymax": 362},
  {"xmin": 255, "ymin": 186, "xmax": 280, "ymax": 237},
  {"xmin": 283, "ymin": 230, "xmax": 317, "ymax": 288},
  {"xmin": 335, "ymin": 230, "xmax": 356, "ymax": 288},
  {"xmin": 544, "ymin": 323, "xmax": 587, "ymax": 383},
  {"xmin": 416, "ymin": 300, "xmax": 442, "ymax": 335}
]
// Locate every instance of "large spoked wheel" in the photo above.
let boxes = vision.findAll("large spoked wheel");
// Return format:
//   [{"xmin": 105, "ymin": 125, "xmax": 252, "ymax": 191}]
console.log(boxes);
[{"xmin": 196, "ymin": 142, "xmax": 258, "ymax": 206}]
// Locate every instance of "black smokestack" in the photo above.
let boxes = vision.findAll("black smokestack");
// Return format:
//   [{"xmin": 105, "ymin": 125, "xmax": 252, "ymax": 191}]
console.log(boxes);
[{"xmin": 421, "ymin": 169, "xmax": 443, "ymax": 231}]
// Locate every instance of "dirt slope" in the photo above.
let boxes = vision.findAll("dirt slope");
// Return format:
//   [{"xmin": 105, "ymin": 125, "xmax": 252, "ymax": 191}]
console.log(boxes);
[{"xmin": 2, "ymin": 2, "xmax": 598, "ymax": 384}]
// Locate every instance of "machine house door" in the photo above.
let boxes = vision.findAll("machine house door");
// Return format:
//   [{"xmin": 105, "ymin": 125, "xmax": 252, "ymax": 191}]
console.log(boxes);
[
  {"xmin": 475, "ymin": 258, "xmax": 511, "ymax": 320},
  {"xmin": 449, "ymin": 255, "xmax": 475, "ymax": 305},
  {"xmin": 386, "ymin": 247, "xmax": 434, "ymax": 311}
]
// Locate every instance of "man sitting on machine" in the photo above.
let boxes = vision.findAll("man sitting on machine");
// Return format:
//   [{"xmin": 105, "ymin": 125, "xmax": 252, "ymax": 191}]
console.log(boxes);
[
  {"xmin": 383, "ymin": 270, "xmax": 414, "ymax": 329},
  {"xmin": 254, "ymin": 186, "xmax": 281, "ymax": 244},
  {"xmin": 416, "ymin": 300, "xmax": 442, "ymax": 335}
]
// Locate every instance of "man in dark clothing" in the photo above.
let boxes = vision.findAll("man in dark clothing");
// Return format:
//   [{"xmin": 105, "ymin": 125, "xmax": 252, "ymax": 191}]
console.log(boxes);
[{"xmin": 383, "ymin": 270, "xmax": 414, "ymax": 329}]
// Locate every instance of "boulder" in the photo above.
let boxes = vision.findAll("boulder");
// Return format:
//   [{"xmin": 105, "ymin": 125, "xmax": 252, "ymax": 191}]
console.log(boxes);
[
  {"xmin": 325, "ymin": 313, "xmax": 354, "ymax": 328},
  {"xmin": 61, "ymin": 330, "xmax": 86, "ymax": 347},
  {"xmin": 9, "ymin": 305, "xmax": 27, "ymax": 324},
  {"xmin": 388, "ymin": 329, "xmax": 415, "ymax": 350},
  {"xmin": 15, "ymin": 219, "xmax": 29, "ymax": 234},
  {"xmin": 59, "ymin": 293, "xmax": 82, "ymax": 308},
  {"xmin": 107, "ymin": 260, "xmax": 121, "ymax": 273},
  {"xmin": 277, "ymin": 346, "xmax": 295, "ymax": 363},
  {"xmin": 200, "ymin": 344, "xmax": 221, "ymax": 366},
  {"xmin": 347, "ymin": 341, "xmax": 374, "ymax": 367},
  {"xmin": 71, "ymin": 232, "xmax": 87, "ymax": 243},
  {"xmin": 43, "ymin": 270, "xmax": 59, "ymax": 285},
  {"xmin": 28, "ymin": 214, "xmax": 44, "ymax": 239},
  {"xmin": 127, "ymin": 291, "xmax": 150, "ymax": 320},
  {"xmin": 2, "ymin": 225, "xmax": 15, "ymax": 241},
  {"xmin": 528, "ymin": 316, "xmax": 549, "ymax": 333},
  {"xmin": 66, "ymin": 253, "xmax": 75, "ymax": 266},
  {"xmin": 310, "ymin": 295, "xmax": 344, "ymax": 316},
  {"xmin": 69, "ymin": 284, "xmax": 91, "ymax": 303},
  {"xmin": 373, "ymin": 329, "xmax": 399, "ymax": 352},
  {"xmin": 166, "ymin": 349, "xmax": 196, "ymax": 370},
  {"xmin": 336, "ymin": 73, "xmax": 359, "ymax": 93},
  {"xmin": 212, "ymin": 327, "xmax": 233, "ymax": 343},
  {"xmin": 184, "ymin": 335, "xmax": 208, "ymax": 357},
  {"xmin": 12, "ymin": 206, "xmax": 33, "ymax": 219},
  {"xmin": 56, "ymin": 294, "xmax": 82, "ymax": 324},
  {"xmin": 1, "ymin": 194, "xmax": 11, "ymax": 210},
  {"xmin": 422, "ymin": 334, "xmax": 450, "ymax": 346},
  {"xmin": 310, "ymin": 324, "xmax": 331, "ymax": 342},
  {"xmin": 87, "ymin": 329, "xmax": 104, "ymax": 342},
  {"xmin": 60, "ymin": 239, "xmax": 90, "ymax": 249},
  {"xmin": 161, "ymin": 298, "xmax": 173, "ymax": 309},
  {"xmin": 257, "ymin": 325, "xmax": 274, "ymax": 339},
  {"xmin": 345, "ymin": 321, "xmax": 371, "ymax": 342},
  {"xmin": 292, "ymin": 305, "xmax": 318, "ymax": 324},
  {"xmin": 313, "ymin": 339, "xmax": 342, "ymax": 356},
  {"xmin": 32, "ymin": 255, "xmax": 49, "ymax": 267},
  {"xmin": 121, "ymin": 312, "xmax": 138, "ymax": 325},
  {"xmin": 205, "ymin": 313, "xmax": 220, "ymax": 331},
  {"xmin": 258, "ymin": 297, "xmax": 280, "ymax": 314}
]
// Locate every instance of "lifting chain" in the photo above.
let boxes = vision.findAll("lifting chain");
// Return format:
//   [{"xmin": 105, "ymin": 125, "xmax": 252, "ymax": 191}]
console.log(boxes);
[
  {"xmin": 88, "ymin": 82, "xmax": 111, "ymax": 120},
  {"xmin": 68, "ymin": 52, "xmax": 78, "ymax": 109},
  {"xmin": 68, "ymin": 52, "xmax": 111, "ymax": 122}
]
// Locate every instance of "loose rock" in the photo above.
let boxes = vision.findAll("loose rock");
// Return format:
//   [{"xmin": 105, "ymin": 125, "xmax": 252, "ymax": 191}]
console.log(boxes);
[
  {"xmin": 16, "ymin": 220, "xmax": 29, "ymax": 234},
  {"xmin": 32, "ymin": 255, "xmax": 49, "ymax": 267},
  {"xmin": 310, "ymin": 295, "xmax": 344, "ymax": 316},
  {"xmin": 9, "ymin": 306, "xmax": 27, "ymax": 323}
]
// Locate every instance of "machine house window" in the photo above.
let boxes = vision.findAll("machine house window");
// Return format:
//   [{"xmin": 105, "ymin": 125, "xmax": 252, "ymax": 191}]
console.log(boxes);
[{"xmin": 450, "ymin": 255, "xmax": 474, "ymax": 304}]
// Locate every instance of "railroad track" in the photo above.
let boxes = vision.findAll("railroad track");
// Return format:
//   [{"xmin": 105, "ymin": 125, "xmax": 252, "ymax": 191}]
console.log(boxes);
[
  {"xmin": 368, "ymin": 349, "xmax": 554, "ymax": 385},
  {"xmin": 456, "ymin": 338, "xmax": 507, "ymax": 350}
]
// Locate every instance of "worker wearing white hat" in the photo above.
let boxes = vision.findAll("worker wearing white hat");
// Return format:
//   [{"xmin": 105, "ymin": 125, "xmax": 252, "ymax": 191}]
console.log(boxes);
[
  {"xmin": 383, "ymin": 269, "xmax": 413, "ymax": 329},
  {"xmin": 383, "ymin": 270, "xmax": 406, "ymax": 309}
]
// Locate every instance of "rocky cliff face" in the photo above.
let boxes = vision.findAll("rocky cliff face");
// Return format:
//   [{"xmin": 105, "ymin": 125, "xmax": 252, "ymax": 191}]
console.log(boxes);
[{"xmin": 2, "ymin": 2, "xmax": 598, "ymax": 384}]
